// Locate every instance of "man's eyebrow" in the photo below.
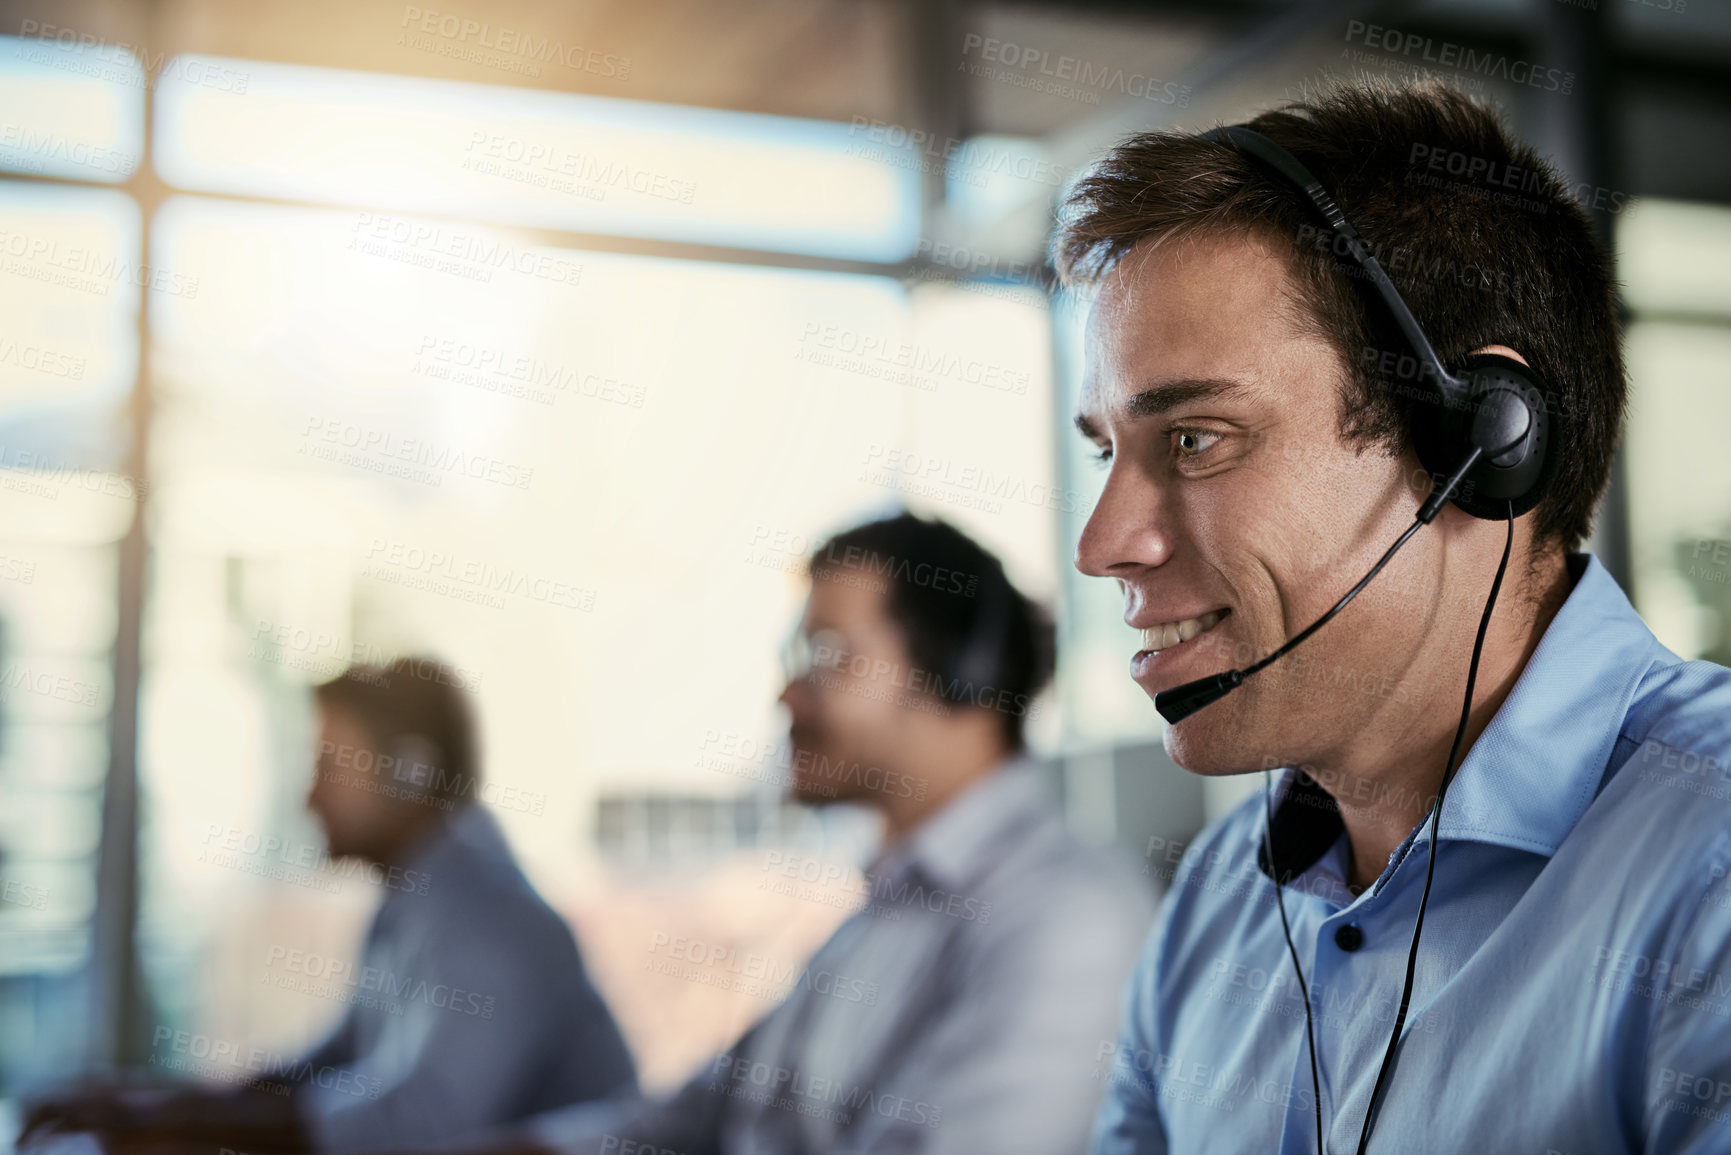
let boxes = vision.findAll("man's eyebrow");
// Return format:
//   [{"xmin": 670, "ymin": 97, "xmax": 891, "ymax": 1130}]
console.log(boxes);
[{"xmin": 1073, "ymin": 377, "xmax": 1255, "ymax": 439}]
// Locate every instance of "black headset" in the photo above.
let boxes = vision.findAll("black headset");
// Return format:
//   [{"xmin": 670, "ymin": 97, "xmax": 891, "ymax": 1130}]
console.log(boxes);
[
  {"xmin": 1202, "ymin": 125, "xmax": 1561, "ymax": 521},
  {"xmin": 940, "ymin": 555, "xmax": 1016, "ymax": 696}
]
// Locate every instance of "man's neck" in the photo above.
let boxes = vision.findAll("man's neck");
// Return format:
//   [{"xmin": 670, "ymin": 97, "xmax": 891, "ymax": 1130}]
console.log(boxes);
[
  {"xmin": 370, "ymin": 806, "xmax": 453, "ymax": 870},
  {"xmin": 877, "ymin": 737, "xmax": 1012, "ymax": 846},
  {"xmin": 1331, "ymin": 551, "xmax": 1574, "ymax": 894}
]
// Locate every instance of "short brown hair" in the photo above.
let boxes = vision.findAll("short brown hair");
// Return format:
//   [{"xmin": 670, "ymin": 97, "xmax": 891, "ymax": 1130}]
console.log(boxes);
[
  {"xmin": 808, "ymin": 512, "xmax": 1054, "ymax": 750},
  {"xmin": 314, "ymin": 657, "xmax": 479, "ymax": 801},
  {"xmin": 1055, "ymin": 78, "xmax": 1624, "ymax": 552}
]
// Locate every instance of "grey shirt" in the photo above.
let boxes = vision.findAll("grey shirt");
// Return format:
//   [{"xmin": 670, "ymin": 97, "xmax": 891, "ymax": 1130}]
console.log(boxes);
[
  {"xmin": 293, "ymin": 804, "xmax": 636, "ymax": 1152},
  {"xmin": 528, "ymin": 755, "xmax": 1158, "ymax": 1155}
]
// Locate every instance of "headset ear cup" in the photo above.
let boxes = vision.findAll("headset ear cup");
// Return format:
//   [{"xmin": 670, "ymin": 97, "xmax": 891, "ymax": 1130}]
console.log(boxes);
[
  {"xmin": 1413, "ymin": 353, "xmax": 1560, "ymax": 522},
  {"xmin": 1459, "ymin": 353, "xmax": 1559, "ymax": 520},
  {"xmin": 948, "ymin": 569, "xmax": 1011, "ymax": 693}
]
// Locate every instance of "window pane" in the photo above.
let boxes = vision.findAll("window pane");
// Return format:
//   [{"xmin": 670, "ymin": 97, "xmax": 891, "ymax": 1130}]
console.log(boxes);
[
  {"xmin": 1619, "ymin": 199, "xmax": 1731, "ymax": 664},
  {"xmin": 0, "ymin": 484, "xmax": 129, "ymax": 1094},
  {"xmin": 0, "ymin": 180, "xmax": 142, "ymax": 417},
  {"xmin": 140, "ymin": 195, "xmax": 1053, "ymax": 1082},
  {"xmin": 1619, "ymin": 198, "xmax": 1731, "ymax": 318},
  {"xmin": 153, "ymin": 55, "xmax": 921, "ymax": 262},
  {"xmin": 1622, "ymin": 322, "xmax": 1731, "ymax": 662},
  {"xmin": 0, "ymin": 34, "xmax": 144, "ymax": 183},
  {"xmin": 0, "ymin": 173, "xmax": 139, "ymax": 1095}
]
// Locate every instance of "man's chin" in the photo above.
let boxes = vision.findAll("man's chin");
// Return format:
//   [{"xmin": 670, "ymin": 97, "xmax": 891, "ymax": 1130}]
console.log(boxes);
[
  {"xmin": 784, "ymin": 738, "xmax": 859, "ymax": 807},
  {"xmin": 1162, "ymin": 710, "xmax": 1272, "ymax": 777},
  {"xmin": 320, "ymin": 836, "xmax": 362, "ymax": 861},
  {"xmin": 788, "ymin": 780, "xmax": 843, "ymax": 807}
]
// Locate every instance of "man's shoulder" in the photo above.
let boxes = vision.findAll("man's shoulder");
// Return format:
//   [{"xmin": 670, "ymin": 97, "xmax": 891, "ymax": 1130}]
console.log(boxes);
[
  {"xmin": 1623, "ymin": 653, "xmax": 1731, "ymax": 766},
  {"xmin": 983, "ymin": 796, "xmax": 1160, "ymax": 914},
  {"xmin": 926, "ymin": 800, "xmax": 1158, "ymax": 972},
  {"xmin": 1586, "ymin": 655, "xmax": 1731, "ymax": 884},
  {"xmin": 415, "ymin": 820, "xmax": 582, "ymax": 952}
]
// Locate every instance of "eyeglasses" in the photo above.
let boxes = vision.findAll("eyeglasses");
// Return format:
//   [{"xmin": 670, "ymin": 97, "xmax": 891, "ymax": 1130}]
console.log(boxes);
[{"xmin": 780, "ymin": 626, "xmax": 850, "ymax": 684}]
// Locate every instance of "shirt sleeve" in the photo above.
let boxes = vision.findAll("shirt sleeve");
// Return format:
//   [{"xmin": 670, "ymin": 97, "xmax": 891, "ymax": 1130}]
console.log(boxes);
[
  {"xmin": 1087, "ymin": 894, "xmax": 1172, "ymax": 1155},
  {"xmin": 522, "ymin": 1040, "xmax": 751, "ymax": 1155},
  {"xmin": 1642, "ymin": 832, "xmax": 1731, "ymax": 1155},
  {"xmin": 296, "ymin": 899, "xmax": 622, "ymax": 1153},
  {"xmin": 828, "ymin": 873, "xmax": 1156, "ymax": 1155}
]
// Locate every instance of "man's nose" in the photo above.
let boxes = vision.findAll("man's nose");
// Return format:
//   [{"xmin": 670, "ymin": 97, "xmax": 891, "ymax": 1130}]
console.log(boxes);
[
  {"xmin": 781, "ymin": 675, "xmax": 818, "ymax": 713},
  {"xmin": 1075, "ymin": 465, "xmax": 1175, "ymax": 577}
]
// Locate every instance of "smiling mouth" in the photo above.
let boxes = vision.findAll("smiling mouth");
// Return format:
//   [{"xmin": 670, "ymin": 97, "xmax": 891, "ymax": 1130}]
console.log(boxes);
[{"xmin": 1136, "ymin": 609, "xmax": 1229, "ymax": 655}]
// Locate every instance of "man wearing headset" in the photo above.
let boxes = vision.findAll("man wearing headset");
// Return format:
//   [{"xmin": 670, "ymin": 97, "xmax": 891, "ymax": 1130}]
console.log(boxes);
[
  {"xmin": 322, "ymin": 512, "xmax": 1150, "ymax": 1155},
  {"xmin": 1067, "ymin": 80, "xmax": 1731, "ymax": 1153},
  {"xmin": 21, "ymin": 659, "xmax": 638, "ymax": 1155}
]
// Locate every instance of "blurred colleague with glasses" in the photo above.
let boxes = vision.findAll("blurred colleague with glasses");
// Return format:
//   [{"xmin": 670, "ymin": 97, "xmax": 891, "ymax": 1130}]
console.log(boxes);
[{"xmin": 341, "ymin": 510, "xmax": 1156, "ymax": 1155}]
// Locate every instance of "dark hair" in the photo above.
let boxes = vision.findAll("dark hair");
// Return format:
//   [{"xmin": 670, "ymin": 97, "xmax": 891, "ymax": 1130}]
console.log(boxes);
[
  {"xmin": 313, "ymin": 657, "xmax": 479, "ymax": 801},
  {"xmin": 1054, "ymin": 78, "xmax": 1624, "ymax": 553},
  {"xmin": 809, "ymin": 512, "xmax": 1054, "ymax": 750}
]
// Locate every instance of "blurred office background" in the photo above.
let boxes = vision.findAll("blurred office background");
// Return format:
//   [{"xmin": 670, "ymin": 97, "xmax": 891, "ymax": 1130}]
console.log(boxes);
[{"xmin": 0, "ymin": 0, "xmax": 1727, "ymax": 1114}]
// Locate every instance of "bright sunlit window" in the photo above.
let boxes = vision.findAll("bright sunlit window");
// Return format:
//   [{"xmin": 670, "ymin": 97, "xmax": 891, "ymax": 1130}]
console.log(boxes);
[
  {"xmin": 128, "ymin": 68, "xmax": 1055, "ymax": 1084},
  {"xmin": 154, "ymin": 55, "xmax": 923, "ymax": 262}
]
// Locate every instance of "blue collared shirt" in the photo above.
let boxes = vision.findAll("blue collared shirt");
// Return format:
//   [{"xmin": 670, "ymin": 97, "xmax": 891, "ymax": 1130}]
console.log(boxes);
[
  {"xmin": 529, "ymin": 754, "xmax": 1157, "ymax": 1155},
  {"xmin": 293, "ymin": 804, "xmax": 636, "ymax": 1152},
  {"xmin": 1090, "ymin": 553, "xmax": 1731, "ymax": 1155}
]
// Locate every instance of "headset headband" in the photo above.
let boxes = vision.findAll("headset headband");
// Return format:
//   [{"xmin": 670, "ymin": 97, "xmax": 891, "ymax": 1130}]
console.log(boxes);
[{"xmin": 1202, "ymin": 125, "xmax": 1472, "ymax": 415}]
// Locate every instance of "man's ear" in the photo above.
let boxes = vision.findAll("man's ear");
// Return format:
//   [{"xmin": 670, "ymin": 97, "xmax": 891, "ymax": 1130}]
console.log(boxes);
[
  {"xmin": 388, "ymin": 733, "xmax": 444, "ymax": 791},
  {"xmin": 1468, "ymin": 343, "xmax": 1529, "ymax": 368}
]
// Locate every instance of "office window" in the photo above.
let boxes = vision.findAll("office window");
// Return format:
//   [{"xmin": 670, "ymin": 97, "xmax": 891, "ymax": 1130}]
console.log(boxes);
[
  {"xmin": 0, "ymin": 34, "xmax": 143, "ymax": 184},
  {"xmin": 0, "ymin": 51, "xmax": 144, "ymax": 1090},
  {"xmin": 1619, "ymin": 198, "xmax": 1731, "ymax": 665},
  {"xmin": 132, "ymin": 63, "xmax": 1055, "ymax": 1086},
  {"xmin": 153, "ymin": 55, "xmax": 921, "ymax": 262}
]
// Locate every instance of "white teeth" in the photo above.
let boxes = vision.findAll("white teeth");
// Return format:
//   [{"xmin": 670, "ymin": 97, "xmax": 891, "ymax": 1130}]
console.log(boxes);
[{"xmin": 1140, "ymin": 610, "xmax": 1222, "ymax": 653}]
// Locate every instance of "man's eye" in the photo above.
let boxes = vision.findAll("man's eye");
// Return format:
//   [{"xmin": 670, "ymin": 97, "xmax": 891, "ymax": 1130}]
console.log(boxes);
[
  {"xmin": 1091, "ymin": 445, "xmax": 1114, "ymax": 468},
  {"xmin": 1173, "ymin": 429, "xmax": 1221, "ymax": 457}
]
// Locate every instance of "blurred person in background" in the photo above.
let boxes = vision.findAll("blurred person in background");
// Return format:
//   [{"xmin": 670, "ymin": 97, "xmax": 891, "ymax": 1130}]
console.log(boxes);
[
  {"xmin": 414, "ymin": 510, "xmax": 1158, "ymax": 1155},
  {"xmin": 21, "ymin": 657, "xmax": 637, "ymax": 1154}
]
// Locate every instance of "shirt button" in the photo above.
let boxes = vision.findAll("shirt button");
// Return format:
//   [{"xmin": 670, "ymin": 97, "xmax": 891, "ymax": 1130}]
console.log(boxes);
[{"xmin": 1335, "ymin": 924, "xmax": 1364, "ymax": 952}]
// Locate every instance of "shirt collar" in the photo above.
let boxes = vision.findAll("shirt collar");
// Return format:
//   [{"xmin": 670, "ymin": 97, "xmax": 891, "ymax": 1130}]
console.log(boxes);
[
  {"xmin": 396, "ymin": 801, "xmax": 510, "ymax": 880},
  {"xmin": 870, "ymin": 753, "xmax": 1053, "ymax": 894},
  {"xmin": 1254, "ymin": 769, "xmax": 1345, "ymax": 884},
  {"xmin": 1255, "ymin": 552, "xmax": 1673, "ymax": 880}
]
